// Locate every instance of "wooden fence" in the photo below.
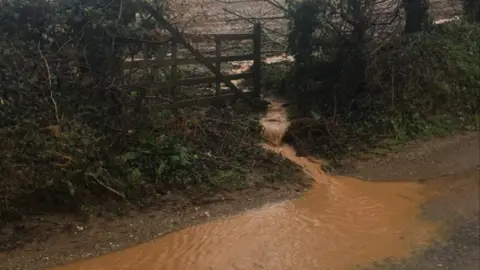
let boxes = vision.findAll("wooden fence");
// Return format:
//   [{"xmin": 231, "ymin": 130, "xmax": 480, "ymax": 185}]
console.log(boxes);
[{"xmin": 123, "ymin": 23, "xmax": 262, "ymax": 109}]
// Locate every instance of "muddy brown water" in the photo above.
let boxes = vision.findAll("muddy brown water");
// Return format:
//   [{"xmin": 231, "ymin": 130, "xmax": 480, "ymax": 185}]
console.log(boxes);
[{"xmin": 53, "ymin": 99, "xmax": 442, "ymax": 270}]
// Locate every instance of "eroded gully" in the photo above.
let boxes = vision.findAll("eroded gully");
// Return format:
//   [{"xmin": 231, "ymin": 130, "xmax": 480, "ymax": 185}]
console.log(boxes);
[{"xmin": 49, "ymin": 97, "xmax": 465, "ymax": 270}]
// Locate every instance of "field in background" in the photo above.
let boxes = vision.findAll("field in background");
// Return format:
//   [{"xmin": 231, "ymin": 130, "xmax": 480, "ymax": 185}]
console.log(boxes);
[{"xmin": 166, "ymin": 0, "xmax": 463, "ymax": 33}]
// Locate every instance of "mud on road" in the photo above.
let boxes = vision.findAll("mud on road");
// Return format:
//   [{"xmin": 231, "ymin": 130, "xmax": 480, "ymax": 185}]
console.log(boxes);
[
  {"xmin": 1, "ymin": 131, "xmax": 478, "ymax": 270},
  {"xmin": 357, "ymin": 132, "xmax": 480, "ymax": 270}
]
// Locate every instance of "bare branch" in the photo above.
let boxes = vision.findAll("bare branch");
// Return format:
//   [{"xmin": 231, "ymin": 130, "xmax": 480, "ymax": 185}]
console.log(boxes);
[{"xmin": 38, "ymin": 42, "xmax": 60, "ymax": 124}]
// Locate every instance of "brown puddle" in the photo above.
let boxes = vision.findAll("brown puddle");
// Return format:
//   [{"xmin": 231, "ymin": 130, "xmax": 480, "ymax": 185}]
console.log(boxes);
[{"xmin": 53, "ymin": 99, "xmax": 440, "ymax": 270}]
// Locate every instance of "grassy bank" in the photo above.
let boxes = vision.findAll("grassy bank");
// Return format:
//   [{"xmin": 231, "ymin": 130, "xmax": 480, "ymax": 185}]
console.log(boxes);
[{"xmin": 266, "ymin": 20, "xmax": 479, "ymax": 165}]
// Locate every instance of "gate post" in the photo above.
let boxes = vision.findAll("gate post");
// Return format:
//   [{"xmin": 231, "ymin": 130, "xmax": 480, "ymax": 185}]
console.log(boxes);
[
  {"xmin": 252, "ymin": 22, "xmax": 262, "ymax": 98},
  {"xmin": 215, "ymin": 36, "xmax": 221, "ymax": 96}
]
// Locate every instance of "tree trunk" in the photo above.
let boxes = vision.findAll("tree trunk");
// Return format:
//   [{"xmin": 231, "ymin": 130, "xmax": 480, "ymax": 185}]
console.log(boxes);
[
  {"xmin": 403, "ymin": 0, "xmax": 429, "ymax": 33},
  {"xmin": 464, "ymin": 0, "xmax": 480, "ymax": 22}
]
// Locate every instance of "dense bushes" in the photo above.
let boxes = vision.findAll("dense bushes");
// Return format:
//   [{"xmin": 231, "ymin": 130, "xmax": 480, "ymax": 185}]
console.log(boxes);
[
  {"xmin": 0, "ymin": 0, "xmax": 150, "ymax": 214},
  {"xmin": 0, "ymin": 0, "xmax": 299, "ymax": 216},
  {"xmin": 282, "ymin": 0, "xmax": 479, "ymax": 162}
]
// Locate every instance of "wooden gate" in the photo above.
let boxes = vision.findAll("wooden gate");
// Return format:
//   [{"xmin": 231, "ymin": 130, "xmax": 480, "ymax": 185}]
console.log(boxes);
[{"xmin": 125, "ymin": 2, "xmax": 262, "ymax": 109}]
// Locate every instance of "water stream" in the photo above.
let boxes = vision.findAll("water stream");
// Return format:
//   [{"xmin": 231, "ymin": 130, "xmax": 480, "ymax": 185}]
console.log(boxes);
[{"xmin": 53, "ymin": 98, "xmax": 440, "ymax": 270}]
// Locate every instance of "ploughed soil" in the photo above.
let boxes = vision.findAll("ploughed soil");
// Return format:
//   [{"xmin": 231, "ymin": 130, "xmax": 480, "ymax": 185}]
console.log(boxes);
[
  {"xmin": 1, "ymin": 132, "xmax": 478, "ymax": 270},
  {"xmin": 166, "ymin": 0, "xmax": 462, "ymax": 33},
  {"xmin": 164, "ymin": 0, "xmax": 462, "ymax": 54}
]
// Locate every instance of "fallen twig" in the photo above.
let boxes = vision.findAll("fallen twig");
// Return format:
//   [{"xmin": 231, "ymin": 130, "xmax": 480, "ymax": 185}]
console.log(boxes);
[{"xmin": 87, "ymin": 172, "xmax": 127, "ymax": 200}]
